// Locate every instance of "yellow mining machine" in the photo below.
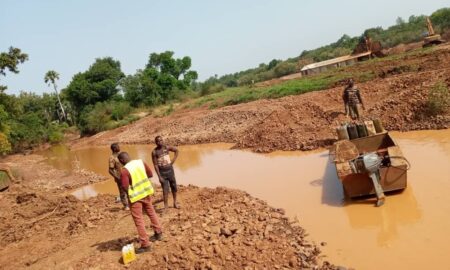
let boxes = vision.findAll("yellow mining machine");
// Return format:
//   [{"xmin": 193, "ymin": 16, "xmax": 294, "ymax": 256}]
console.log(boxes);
[{"xmin": 423, "ymin": 17, "xmax": 445, "ymax": 47}]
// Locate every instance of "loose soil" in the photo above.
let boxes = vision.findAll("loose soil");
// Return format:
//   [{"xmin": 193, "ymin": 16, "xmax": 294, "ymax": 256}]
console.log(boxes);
[
  {"xmin": 71, "ymin": 45, "xmax": 450, "ymax": 153},
  {"xmin": 0, "ymin": 155, "xmax": 340, "ymax": 269}
]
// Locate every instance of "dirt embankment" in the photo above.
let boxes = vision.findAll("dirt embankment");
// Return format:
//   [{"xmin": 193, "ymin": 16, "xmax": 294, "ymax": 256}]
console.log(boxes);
[
  {"xmin": 1, "ymin": 153, "xmax": 106, "ymax": 190},
  {"xmin": 0, "ymin": 154, "xmax": 341, "ymax": 269},
  {"xmin": 71, "ymin": 45, "xmax": 450, "ymax": 153}
]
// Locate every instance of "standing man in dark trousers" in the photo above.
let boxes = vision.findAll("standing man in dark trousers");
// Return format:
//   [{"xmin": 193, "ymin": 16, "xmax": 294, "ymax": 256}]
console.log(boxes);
[
  {"xmin": 342, "ymin": 78, "xmax": 365, "ymax": 120},
  {"xmin": 108, "ymin": 143, "xmax": 129, "ymax": 210},
  {"xmin": 152, "ymin": 136, "xmax": 179, "ymax": 211}
]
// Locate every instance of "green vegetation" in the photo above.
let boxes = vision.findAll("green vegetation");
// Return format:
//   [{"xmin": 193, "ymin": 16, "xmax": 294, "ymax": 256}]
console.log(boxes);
[
  {"xmin": 64, "ymin": 57, "xmax": 125, "ymax": 120},
  {"xmin": 0, "ymin": 47, "xmax": 28, "ymax": 92},
  {"xmin": 0, "ymin": 48, "xmax": 73, "ymax": 154},
  {"xmin": 427, "ymin": 82, "xmax": 450, "ymax": 116},
  {"xmin": 0, "ymin": 132, "xmax": 11, "ymax": 154},
  {"xmin": 121, "ymin": 51, "xmax": 198, "ymax": 107},
  {"xmin": 0, "ymin": 91, "xmax": 69, "ymax": 154},
  {"xmin": 182, "ymin": 46, "xmax": 439, "ymax": 111},
  {"xmin": 1, "ymin": 7, "xmax": 449, "ymax": 153},
  {"xmin": 62, "ymin": 51, "xmax": 198, "ymax": 135},
  {"xmin": 77, "ymin": 101, "xmax": 135, "ymax": 134},
  {"xmin": 0, "ymin": 47, "xmax": 200, "ymax": 153},
  {"xmin": 198, "ymin": 7, "xmax": 450, "ymax": 93},
  {"xmin": 185, "ymin": 68, "xmax": 376, "ymax": 109}
]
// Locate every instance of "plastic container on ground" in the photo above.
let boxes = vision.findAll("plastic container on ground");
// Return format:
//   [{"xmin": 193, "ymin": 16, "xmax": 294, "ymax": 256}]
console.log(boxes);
[
  {"xmin": 347, "ymin": 124, "xmax": 359, "ymax": 140},
  {"xmin": 122, "ymin": 244, "xmax": 136, "ymax": 264},
  {"xmin": 373, "ymin": 119, "xmax": 384, "ymax": 133},
  {"xmin": 357, "ymin": 123, "xmax": 368, "ymax": 138},
  {"xmin": 337, "ymin": 125, "xmax": 350, "ymax": 140},
  {"xmin": 364, "ymin": 120, "xmax": 376, "ymax": 136}
]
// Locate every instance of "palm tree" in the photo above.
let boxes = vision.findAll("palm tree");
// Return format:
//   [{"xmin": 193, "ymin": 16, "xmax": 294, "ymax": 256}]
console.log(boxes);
[{"xmin": 44, "ymin": 70, "xmax": 66, "ymax": 121}]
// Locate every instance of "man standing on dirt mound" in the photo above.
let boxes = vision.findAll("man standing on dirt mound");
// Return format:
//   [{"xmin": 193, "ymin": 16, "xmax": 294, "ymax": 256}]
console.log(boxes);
[
  {"xmin": 152, "ymin": 136, "xmax": 179, "ymax": 211},
  {"xmin": 343, "ymin": 78, "xmax": 365, "ymax": 120},
  {"xmin": 108, "ymin": 143, "xmax": 129, "ymax": 210},
  {"xmin": 118, "ymin": 152, "xmax": 163, "ymax": 254}
]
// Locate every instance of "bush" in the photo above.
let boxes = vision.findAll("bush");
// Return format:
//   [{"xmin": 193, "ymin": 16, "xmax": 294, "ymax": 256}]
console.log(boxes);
[
  {"xmin": 9, "ymin": 113, "xmax": 46, "ymax": 150},
  {"xmin": 111, "ymin": 101, "xmax": 132, "ymax": 121},
  {"xmin": 200, "ymin": 83, "xmax": 225, "ymax": 96},
  {"xmin": 273, "ymin": 62, "xmax": 297, "ymax": 77},
  {"xmin": 104, "ymin": 115, "xmax": 140, "ymax": 130},
  {"xmin": 164, "ymin": 104, "xmax": 174, "ymax": 116},
  {"xmin": 208, "ymin": 102, "xmax": 218, "ymax": 109},
  {"xmin": 77, "ymin": 101, "xmax": 135, "ymax": 134},
  {"xmin": 427, "ymin": 82, "xmax": 450, "ymax": 115},
  {"xmin": 84, "ymin": 104, "xmax": 112, "ymax": 134},
  {"xmin": 0, "ymin": 132, "xmax": 11, "ymax": 155},
  {"xmin": 47, "ymin": 124, "xmax": 64, "ymax": 144}
]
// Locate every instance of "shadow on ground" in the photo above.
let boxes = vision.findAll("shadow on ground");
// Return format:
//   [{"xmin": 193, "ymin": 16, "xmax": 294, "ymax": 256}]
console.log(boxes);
[{"xmin": 92, "ymin": 236, "xmax": 135, "ymax": 252}]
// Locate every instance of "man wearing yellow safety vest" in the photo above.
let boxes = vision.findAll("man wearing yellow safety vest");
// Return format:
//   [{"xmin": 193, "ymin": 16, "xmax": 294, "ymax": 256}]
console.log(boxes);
[{"xmin": 118, "ymin": 152, "xmax": 163, "ymax": 254}]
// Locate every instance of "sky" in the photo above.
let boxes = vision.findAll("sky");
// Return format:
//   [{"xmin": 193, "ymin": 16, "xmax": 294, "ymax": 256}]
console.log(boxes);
[{"xmin": 1, "ymin": 0, "xmax": 449, "ymax": 95}]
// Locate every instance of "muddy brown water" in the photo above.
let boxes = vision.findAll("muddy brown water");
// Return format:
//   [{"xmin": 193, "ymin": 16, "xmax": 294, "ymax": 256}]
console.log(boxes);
[{"xmin": 41, "ymin": 129, "xmax": 450, "ymax": 270}]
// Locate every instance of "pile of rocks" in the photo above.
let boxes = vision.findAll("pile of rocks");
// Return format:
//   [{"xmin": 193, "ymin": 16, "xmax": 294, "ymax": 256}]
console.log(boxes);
[{"xmin": 121, "ymin": 187, "xmax": 339, "ymax": 269}]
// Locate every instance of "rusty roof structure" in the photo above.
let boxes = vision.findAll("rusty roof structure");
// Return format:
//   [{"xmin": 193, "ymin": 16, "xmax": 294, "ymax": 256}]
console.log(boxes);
[{"xmin": 300, "ymin": 51, "xmax": 372, "ymax": 72}]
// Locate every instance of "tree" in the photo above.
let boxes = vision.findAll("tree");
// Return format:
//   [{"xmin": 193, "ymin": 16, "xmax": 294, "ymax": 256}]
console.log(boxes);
[
  {"xmin": 121, "ymin": 74, "xmax": 143, "ymax": 107},
  {"xmin": 8, "ymin": 112, "xmax": 46, "ymax": 149},
  {"xmin": 122, "ymin": 51, "xmax": 198, "ymax": 106},
  {"xmin": 268, "ymin": 59, "xmax": 281, "ymax": 70},
  {"xmin": 44, "ymin": 70, "xmax": 67, "ymax": 122},
  {"xmin": 0, "ymin": 47, "xmax": 28, "ymax": 92},
  {"xmin": 396, "ymin": 17, "xmax": 406, "ymax": 25},
  {"xmin": 121, "ymin": 70, "xmax": 163, "ymax": 106},
  {"xmin": 64, "ymin": 57, "xmax": 124, "ymax": 115},
  {"xmin": 147, "ymin": 51, "xmax": 198, "ymax": 90},
  {"xmin": 0, "ymin": 105, "xmax": 10, "ymax": 135},
  {"xmin": 431, "ymin": 7, "xmax": 450, "ymax": 30},
  {"xmin": 0, "ymin": 47, "xmax": 28, "ymax": 152},
  {"xmin": 0, "ymin": 132, "xmax": 11, "ymax": 155},
  {"xmin": 17, "ymin": 92, "xmax": 60, "ymax": 124},
  {"xmin": 273, "ymin": 62, "xmax": 297, "ymax": 77}
]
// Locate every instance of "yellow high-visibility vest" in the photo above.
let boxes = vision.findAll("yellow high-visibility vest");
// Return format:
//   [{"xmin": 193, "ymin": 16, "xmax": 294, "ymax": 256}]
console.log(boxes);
[{"xmin": 124, "ymin": 159, "xmax": 154, "ymax": 203}]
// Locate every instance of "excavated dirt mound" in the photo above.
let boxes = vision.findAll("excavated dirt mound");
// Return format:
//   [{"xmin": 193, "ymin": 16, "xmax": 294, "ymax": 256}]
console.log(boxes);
[
  {"xmin": 71, "ymin": 45, "xmax": 450, "ymax": 153},
  {"xmin": 0, "ymin": 184, "xmax": 341, "ymax": 269}
]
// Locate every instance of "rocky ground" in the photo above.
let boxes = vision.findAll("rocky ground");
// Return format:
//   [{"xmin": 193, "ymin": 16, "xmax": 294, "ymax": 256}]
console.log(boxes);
[
  {"xmin": 70, "ymin": 45, "xmax": 450, "ymax": 153},
  {"xmin": 0, "ymin": 154, "xmax": 342, "ymax": 269}
]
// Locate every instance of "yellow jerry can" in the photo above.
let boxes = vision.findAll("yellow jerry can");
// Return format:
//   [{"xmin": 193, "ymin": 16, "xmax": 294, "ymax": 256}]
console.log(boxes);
[{"xmin": 122, "ymin": 244, "xmax": 136, "ymax": 264}]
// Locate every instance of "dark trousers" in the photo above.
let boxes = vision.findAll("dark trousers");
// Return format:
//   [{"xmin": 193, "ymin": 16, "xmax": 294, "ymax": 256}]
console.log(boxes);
[
  {"xmin": 159, "ymin": 166, "xmax": 177, "ymax": 195},
  {"xmin": 348, "ymin": 103, "xmax": 361, "ymax": 120}
]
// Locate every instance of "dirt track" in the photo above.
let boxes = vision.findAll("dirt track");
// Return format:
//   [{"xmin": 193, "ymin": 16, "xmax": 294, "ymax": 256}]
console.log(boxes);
[
  {"xmin": 0, "ymin": 155, "xmax": 339, "ymax": 269},
  {"xmin": 71, "ymin": 45, "xmax": 450, "ymax": 153}
]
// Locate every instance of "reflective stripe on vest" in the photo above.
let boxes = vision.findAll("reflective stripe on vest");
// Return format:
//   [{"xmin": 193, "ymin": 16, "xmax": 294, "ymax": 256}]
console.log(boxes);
[{"xmin": 124, "ymin": 159, "xmax": 154, "ymax": 203}]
